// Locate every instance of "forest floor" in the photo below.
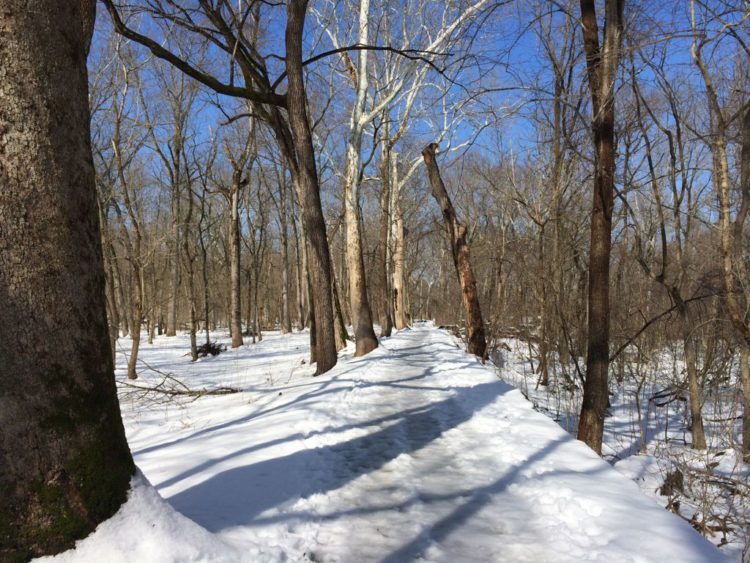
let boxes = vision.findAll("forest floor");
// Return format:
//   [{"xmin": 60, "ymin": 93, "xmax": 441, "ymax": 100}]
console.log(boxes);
[{"xmin": 39, "ymin": 324, "xmax": 727, "ymax": 562}]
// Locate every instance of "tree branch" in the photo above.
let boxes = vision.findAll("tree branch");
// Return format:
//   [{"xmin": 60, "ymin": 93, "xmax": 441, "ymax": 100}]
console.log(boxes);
[{"xmin": 101, "ymin": 0, "xmax": 286, "ymax": 107}]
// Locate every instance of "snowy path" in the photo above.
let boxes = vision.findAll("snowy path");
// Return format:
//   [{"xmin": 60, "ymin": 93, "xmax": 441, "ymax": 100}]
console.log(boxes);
[{"xmin": 42, "ymin": 326, "xmax": 726, "ymax": 562}]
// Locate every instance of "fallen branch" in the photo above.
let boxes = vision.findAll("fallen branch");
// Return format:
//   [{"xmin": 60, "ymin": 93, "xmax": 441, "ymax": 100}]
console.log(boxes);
[
  {"xmin": 118, "ymin": 377, "xmax": 241, "ymax": 398},
  {"xmin": 115, "ymin": 349, "xmax": 241, "ymax": 401}
]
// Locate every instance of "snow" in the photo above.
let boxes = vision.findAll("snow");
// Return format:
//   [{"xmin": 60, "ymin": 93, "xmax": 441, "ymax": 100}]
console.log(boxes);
[
  {"xmin": 496, "ymin": 336, "xmax": 749, "ymax": 560},
  {"xmin": 37, "ymin": 324, "xmax": 728, "ymax": 562},
  {"xmin": 35, "ymin": 471, "xmax": 240, "ymax": 563}
]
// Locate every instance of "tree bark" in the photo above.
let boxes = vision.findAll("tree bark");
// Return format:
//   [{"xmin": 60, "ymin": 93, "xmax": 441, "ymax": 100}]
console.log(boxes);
[
  {"xmin": 741, "ymin": 346, "xmax": 750, "ymax": 463},
  {"xmin": 742, "ymin": 106, "xmax": 750, "ymax": 464},
  {"xmin": 279, "ymin": 175, "xmax": 293, "ymax": 333},
  {"xmin": 183, "ymin": 176, "xmax": 199, "ymax": 361},
  {"xmin": 341, "ymin": 0, "xmax": 379, "ymax": 356},
  {"xmin": 198, "ymin": 191, "xmax": 211, "ymax": 345},
  {"xmin": 0, "ymin": 2, "xmax": 135, "ymax": 558},
  {"xmin": 230, "ymin": 175, "xmax": 244, "ymax": 348},
  {"xmin": 97, "ymin": 196, "xmax": 120, "ymax": 364},
  {"xmin": 391, "ymin": 152, "xmax": 409, "ymax": 330},
  {"xmin": 392, "ymin": 199, "xmax": 409, "ymax": 330},
  {"xmin": 286, "ymin": 0, "xmax": 338, "ymax": 374},
  {"xmin": 676, "ymin": 299, "xmax": 706, "ymax": 449},
  {"xmin": 166, "ymin": 185, "xmax": 180, "ymax": 336},
  {"xmin": 291, "ymin": 203, "xmax": 307, "ymax": 329},
  {"xmin": 576, "ymin": 0, "xmax": 624, "ymax": 455},
  {"xmin": 377, "ymin": 143, "xmax": 395, "ymax": 336},
  {"xmin": 422, "ymin": 144, "xmax": 487, "ymax": 358}
]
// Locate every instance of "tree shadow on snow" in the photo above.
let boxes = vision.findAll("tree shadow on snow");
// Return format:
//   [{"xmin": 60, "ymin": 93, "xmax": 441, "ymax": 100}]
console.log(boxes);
[
  {"xmin": 166, "ymin": 376, "xmax": 511, "ymax": 532},
  {"xmin": 133, "ymin": 338, "xmax": 472, "ymax": 459}
]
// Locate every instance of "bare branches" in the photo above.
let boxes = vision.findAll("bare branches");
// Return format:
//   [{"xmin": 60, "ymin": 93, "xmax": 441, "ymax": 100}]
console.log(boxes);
[
  {"xmin": 101, "ymin": 0, "xmax": 287, "ymax": 107},
  {"xmin": 270, "ymin": 44, "xmax": 453, "ymax": 91}
]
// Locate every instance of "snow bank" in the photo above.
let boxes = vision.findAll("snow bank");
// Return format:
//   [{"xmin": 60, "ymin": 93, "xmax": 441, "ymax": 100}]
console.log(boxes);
[{"xmin": 36, "ymin": 471, "xmax": 241, "ymax": 563}]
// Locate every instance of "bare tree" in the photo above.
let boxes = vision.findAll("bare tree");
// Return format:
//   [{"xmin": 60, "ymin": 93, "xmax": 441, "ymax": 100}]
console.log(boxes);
[
  {"xmin": 422, "ymin": 143, "xmax": 487, "ymax": 358},
  {"xmin": 690, "ymin": 0, "xmax": 750, "ymax": 460},
  {"xmin": 576, "ymin": 0, "xmax": 625, "ymax": 454},
  {"xmin": 102, "ymin": 0, "xmax": 339, "ymax": 373},
  {"xmin": 137, "ymin": 51, "xmax": 200, "ymax": 337}
]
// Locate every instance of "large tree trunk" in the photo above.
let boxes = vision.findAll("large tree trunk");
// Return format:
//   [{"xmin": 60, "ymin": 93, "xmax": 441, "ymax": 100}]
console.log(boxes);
[
  {"xmin": 576, "ymin": 0, "xmax": 624, "ymax": 455},
  {"xmin": 742, "ymin": 106, "xmax": 750, "ymax": 464},
  {"xmin": 286, "ymin": 0, "xmax": 337, "ymax": 374},
  {"xmin": 0, "ymin": 2, "xmax": 135, "ymax": 558},
  {"xmin": 341, "ymin": 0, "xmax": 379, "ymax": 356},
  {"xmin": 422, "ymin": 144, "xmax": 486, "ymax": 359},
  {"xmin": 344, "ymin": 201, "xmax": 379, "ymax": 355}
]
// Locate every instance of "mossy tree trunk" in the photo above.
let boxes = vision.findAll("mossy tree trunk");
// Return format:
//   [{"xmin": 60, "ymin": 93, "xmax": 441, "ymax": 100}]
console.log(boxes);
[{"xmin": 0, "ymin": 2, "xmax": 135, "ymax": 559}]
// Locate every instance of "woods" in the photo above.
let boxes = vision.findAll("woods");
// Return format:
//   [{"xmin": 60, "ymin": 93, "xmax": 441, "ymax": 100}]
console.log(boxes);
[{"xmin": 1, "ymin": 0, "xmax": 750, "ymax": 559}]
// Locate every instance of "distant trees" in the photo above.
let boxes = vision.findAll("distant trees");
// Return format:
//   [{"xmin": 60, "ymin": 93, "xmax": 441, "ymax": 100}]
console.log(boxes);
[
  {"xmin": 102, "ymin": 0, "xmax": 339, "ymax": 373},
  {"xmin": 87, "ymin": 0, "xmax": 747, "ymax": 465},
  {"xmin": 0, "ymin": 1, "xmax": 134, "ymax": 558}
]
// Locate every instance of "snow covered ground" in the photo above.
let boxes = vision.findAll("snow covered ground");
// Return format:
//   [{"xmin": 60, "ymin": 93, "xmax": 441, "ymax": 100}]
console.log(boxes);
[
  {"xmin": 39, "ymin": 325, "xmax": 727, "ymax": 562},
  {"xmin": 495, "ymin": 337, "xmax": 749, "ymax": 561}
]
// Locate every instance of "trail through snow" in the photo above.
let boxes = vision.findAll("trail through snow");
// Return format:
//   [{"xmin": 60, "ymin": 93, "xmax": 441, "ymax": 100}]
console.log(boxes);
[{"xmin": 40, "ymin": 325, "xmax": 727, "ymax": 562}]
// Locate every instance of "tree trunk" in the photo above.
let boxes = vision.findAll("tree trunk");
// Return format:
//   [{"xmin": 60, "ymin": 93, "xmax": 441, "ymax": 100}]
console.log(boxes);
[
  {"xmin": 378, "ymin": 143, "xmax": 395, "ymax": 337},
  {"xmin": 0, "ymin": 3, "xmax": 135, "ymax": 558},
  {"xmin": 230, "ymin": 179, "xmax": 243, "ymax": 348},
  {"xmin": 127, "ymin": 270, "xmax": 143, "ymax": 380},
  {"xmin": 391, "ymin": 153, "xmax": 409, "ymax": 330},
  {"xmin": 280, "ymin": 176, "xmax": 293, "ymax": 333},
  {"xmin": 538, "ymin": 225, "xmax": 550, "ymax": 387},
  {"xmin": 97, "ymin": 197, "xmax": 120, "ymax": 364},
  {"xmin": 331, "ymin": 262, "xmax": 350, "ymax": 351},
  {"xmin": 147, "ymin": 263, "xmax": 157, "ymax": 344},
  {"xmin": 113, "ymin": 247, "xmax": 129, "ymax": 337},
  {"xmin": 184, "ymin": 178, "xmax": 198, "ymax": 361},
  {"xmin": 292, "ymin": 205, "xmax": 307, "ymax": 329},
  {"xmin": 345, "ymin": 201, "xmax": 379, "ymax": 355},
  {"xmin": 576, "ymin": 0, "xmax": 623, "ymax": 455},
  {"xmin": 341, "ymin": 0, "xmax": 379, "ymax": 356},
  {"xmin": 286, "ymin": 0, "xmax": 337, "ymax": 374},
  {"xmin": 677, "ymin": 301, "xmax": 706, "ymax": 449},
  {"xmin": 741, "ymin": 346, "xmax": 750, "ymax": 463},
  {"xmin": 105, "ymin": 245, "xmax": 120, "ymax": 364},
  {"xmin": 392, "ymin": 202, "xmax": 408, "ymax": 329},
  {"xmin": 199, "ymin": 195, "xmax": 211, "ymax": 345},
  {"xmin": 166, "ymin": 188, "xmax": 179, "ymax": 336},
  {"xmin": 422, "ymin": 144, "xmax": 486, "ymax": 358}
]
